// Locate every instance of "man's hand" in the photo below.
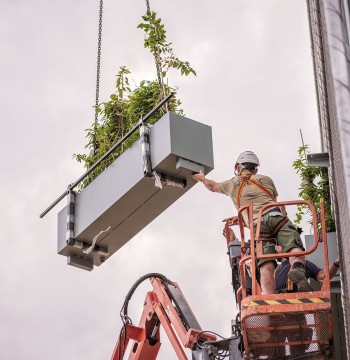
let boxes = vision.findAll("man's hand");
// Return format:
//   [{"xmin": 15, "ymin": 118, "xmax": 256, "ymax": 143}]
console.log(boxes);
[
  {"xmin": 222, "ymin": 216, "xmax": 239, "ymax": 226},
  {"xmin": 275, "ymin": 245, "xmax": 283, "ymax": 253},
  {"xmin": 192, "ymin": 171, "xmax": 205, "ymax": 182},
  {"xmin": 223, "ymin": 227, "xmax": 237, "ymax": 241},
  {"xmin": 192, "ymin": 171, "xmax": 223, "ymax": 193},
  {"xmin": 316, "ymin": 258, "xmax": 341, "ymax": 281}
]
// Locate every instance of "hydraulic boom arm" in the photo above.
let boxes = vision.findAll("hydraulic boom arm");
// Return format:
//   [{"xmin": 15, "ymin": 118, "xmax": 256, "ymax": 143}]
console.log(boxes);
[{"xmin": 111, "ymin": 275, "xmax": 216, "ymax": 360}]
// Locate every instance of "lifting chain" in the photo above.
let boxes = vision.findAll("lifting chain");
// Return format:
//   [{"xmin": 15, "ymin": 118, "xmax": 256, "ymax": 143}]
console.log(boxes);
[
  {"xmin": 93, "ymin": 0, "xmax": 166, "ymax": 145},
  {"xmin": 145, "ymin": 0, "xmax": 151, "ymax": 13},
  {"xmin": 93, "ymin": 0, "xmax": 104, "ymax": 154}
]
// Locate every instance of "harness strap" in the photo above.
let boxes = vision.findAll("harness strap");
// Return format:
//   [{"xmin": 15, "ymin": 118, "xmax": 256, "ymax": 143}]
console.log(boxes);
[
  {"xmin": 247, "ymin": 177, "xmax": 276, "ymax": 200},
  {"xmin": 236, "ymin": 178, "xmax": 247, "ymax": 209},
  {"xmin": 236, "ymin": 173, "xmax": 275, "ymax": 209}
]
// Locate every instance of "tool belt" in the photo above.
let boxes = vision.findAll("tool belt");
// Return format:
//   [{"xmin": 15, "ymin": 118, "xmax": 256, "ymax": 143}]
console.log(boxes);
[{"xmin": 253, "ymin": 207, "xmax": 282, "ymax": 225}]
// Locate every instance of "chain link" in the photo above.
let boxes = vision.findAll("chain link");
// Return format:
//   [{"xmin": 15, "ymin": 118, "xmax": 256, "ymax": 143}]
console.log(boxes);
[
  {"xmin": 93, "ymin": 0, "xmax": 103, "ymax": 153},
  {"xmin": 93, "ymin": 0, "xmax": 165, "ymax": 136},
  {"xmin": 95, "ymin": 0, "xmax": 103, "ymax": 118}
]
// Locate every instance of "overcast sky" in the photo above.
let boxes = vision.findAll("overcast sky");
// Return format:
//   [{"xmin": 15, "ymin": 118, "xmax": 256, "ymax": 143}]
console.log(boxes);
[{"xmin": 1, "ymin": 1, "xmax": 321, "ymax": 359}]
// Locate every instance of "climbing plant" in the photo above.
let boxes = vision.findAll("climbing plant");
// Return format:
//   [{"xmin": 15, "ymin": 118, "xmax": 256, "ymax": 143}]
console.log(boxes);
[
  {"xmin": 292, "ymin": 145, "xmax": 335, "ymax": 232},
  {"xmin": 74, "ymin": 10, "xmax": 196, "ymax": 189},
  {"xmin": 138, "ymin": 11, "xmax": 196, "ymax": 101}
]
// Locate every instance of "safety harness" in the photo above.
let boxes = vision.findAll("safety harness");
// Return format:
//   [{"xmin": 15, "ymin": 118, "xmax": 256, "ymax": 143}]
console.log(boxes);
[
  {"xmin": 237, "ymin": 173, "xmax": 276, "ymax": 208},
  {"xmin": 236, "ymin": 172, "xmax": 289, "ymax": 238},
  {"xmin": 237, "ymin": 173, "xmax": 301, "ymax": 292}
]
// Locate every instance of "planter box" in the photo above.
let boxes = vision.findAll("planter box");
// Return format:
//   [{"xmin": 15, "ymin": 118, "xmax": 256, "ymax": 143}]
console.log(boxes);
[
  {"xmin": 305, "ymin": 232, "xmax": 339, "ymax": 286},
  {"xmin": 57, "ymin": 112, "xmax": 214, "ymax": 270}
]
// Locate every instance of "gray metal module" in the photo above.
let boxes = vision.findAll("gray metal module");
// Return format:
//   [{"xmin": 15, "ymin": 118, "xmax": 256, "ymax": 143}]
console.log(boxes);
[{"xmin": 57, "ymin": 112, "xmax": 214, "ymax": 270}]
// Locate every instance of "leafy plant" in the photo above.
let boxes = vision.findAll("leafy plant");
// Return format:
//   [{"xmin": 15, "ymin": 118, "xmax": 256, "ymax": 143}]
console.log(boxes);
[
  {"xmin": 292, "ymin": 145, "xmax": 335, "ymax": 232},
  {"xmin": 138, "ymin": 11, "xmax": 196, "ymax": 102},
  {"xmin": 74, "ymin": 10, "xmax": 195, "ymax": 189}
]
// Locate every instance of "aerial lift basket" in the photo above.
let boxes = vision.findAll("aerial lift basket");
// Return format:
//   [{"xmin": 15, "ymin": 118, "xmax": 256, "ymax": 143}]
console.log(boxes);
[{"xmin": 237, "ymin": 199, "xmax": 333, "ymax": 359}]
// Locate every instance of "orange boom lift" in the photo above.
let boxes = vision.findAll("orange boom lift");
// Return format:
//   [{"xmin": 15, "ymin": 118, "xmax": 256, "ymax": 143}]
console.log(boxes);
[
  {"xmin": 111, "ymin": 198, "xmax": 333, "ymax": 359},
  {"xmin": 110, "ymin": 274, "xmax": 224, "ymax": 360}
]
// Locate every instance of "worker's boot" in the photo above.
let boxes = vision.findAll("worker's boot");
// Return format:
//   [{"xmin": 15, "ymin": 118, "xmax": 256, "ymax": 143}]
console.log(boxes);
[{"xmin": 287, "ymin": 266, "xmax": 313, "ymax": 292}]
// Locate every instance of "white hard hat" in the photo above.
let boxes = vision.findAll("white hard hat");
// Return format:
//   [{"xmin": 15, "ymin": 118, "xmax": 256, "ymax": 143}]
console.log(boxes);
[{"xmin": 235, "ymin": 151, "xmax": 260, "ymax": 166}]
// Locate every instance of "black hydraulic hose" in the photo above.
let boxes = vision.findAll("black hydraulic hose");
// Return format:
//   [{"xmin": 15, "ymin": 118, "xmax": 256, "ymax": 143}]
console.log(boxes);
[
  {"xmin": 120, "ymin": 273, "xmax": 170, "ymax": 323},
  {"xmin": 117, "ymin": 273, "xmax": 170, "ymax": 360}
]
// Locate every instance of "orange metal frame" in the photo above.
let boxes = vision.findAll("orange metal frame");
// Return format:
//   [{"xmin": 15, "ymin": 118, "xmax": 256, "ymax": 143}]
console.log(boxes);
[
  {"xmin": 111, "ymin": 278, "xmax": 215, "ymax": 360},
  {"xmin": 229, "ymin": 199, "xmax": 332, "ymax": 301},
  {"xmin": 225, "ymin": 199, "xmax": 334, "ymax": 358}
]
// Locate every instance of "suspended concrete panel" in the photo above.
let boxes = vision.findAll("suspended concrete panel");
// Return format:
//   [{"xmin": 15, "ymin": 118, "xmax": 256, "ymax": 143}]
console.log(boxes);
[{"xmin": 57, "ymin": 112, "xmax": 214, "ymax": 270}]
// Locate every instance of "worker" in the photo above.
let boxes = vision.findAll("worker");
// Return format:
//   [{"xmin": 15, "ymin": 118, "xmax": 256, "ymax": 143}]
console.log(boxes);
[
  {"xmin": 275, "ymin": 250, "xmax": 340, "ymax": 292},
  {"xmin": 192, "ymin": 150, "xmax": 312, "ymax": 295},
  {"xmin": 224, "ymin": 227, "xmax": 340, "ymax": 291}
]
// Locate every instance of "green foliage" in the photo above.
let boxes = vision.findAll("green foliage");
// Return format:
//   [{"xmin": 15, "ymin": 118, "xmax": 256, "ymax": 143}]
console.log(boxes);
[
  {"xmin": 138, "ymin": 12, "xmax": 196, "ymax": 82},
  {"xmin": 74, "ymin": 10, "xmax": 195, "ymax": 190},
  {"xmin": 292, "ymin": 145, "xmax": 335, "ymax": 232}
]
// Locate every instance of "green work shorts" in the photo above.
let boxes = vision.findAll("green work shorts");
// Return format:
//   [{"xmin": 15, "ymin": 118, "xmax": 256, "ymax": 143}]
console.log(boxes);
[{"xmin": 255, "ymin": 215, "xmax": 305, "ymax": 267}]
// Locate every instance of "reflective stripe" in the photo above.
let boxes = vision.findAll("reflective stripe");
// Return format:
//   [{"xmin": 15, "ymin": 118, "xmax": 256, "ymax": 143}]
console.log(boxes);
[{"xmin": 242, "ymin": 297, "xmax": 330, "ymax": 309}]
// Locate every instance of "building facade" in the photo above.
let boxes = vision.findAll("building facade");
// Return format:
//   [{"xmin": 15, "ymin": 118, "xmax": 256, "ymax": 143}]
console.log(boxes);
[{"xmin": 307, "ymin": 0, "xmax": 350, "ymax": 358}]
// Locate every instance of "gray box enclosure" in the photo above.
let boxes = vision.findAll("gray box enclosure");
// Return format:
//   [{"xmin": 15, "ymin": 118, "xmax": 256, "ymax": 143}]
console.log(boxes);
[
  {"xmin": 57, "ymin": 112, "xmax": 214, "ymax": 270},
  {"xmin": 305, "ymin": 232, "xmax": 339, "ymax": 286}
]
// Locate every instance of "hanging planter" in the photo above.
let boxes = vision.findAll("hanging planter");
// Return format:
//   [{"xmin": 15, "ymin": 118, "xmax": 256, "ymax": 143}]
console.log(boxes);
[
  {"xmin": 57, "ymin": 110, "xmax": 213, "ymax": 271},
  {"xmin": 41, "ymin": 5, "xmax": 214, "ymax": 271},
  {"xmin": 73, "ymin": 10, "xmax": 197, "ymax": 190}
]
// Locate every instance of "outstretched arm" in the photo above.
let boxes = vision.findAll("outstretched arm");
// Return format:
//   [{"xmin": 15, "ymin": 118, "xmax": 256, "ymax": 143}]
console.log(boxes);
[
  {"xmin": 316, "ymin": 258, "xmax": 340, "ymax": 281},
  {"xmin": 192, "ymin": 172, "xmax": 224, "ymax": 193}
]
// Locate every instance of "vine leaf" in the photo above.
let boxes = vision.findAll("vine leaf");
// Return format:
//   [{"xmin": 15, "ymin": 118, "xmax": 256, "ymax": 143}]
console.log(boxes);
[{"xmin": 292, "ymin": 145, "xmax": 335, "ymax": 232}]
